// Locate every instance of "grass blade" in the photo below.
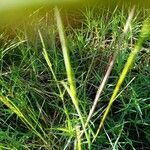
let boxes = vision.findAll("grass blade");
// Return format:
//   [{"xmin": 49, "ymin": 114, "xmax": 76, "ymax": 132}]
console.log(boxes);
[
  {"xmin": 39, "ymin": 30, "xmax": 73, "ymax": 136},
  {"xmin": 84, "ymin": 7, "xmax": 135, "ymax": 129},
  {"xmin": 0, "ymin": 94, "xmax": 49, "ymax": 146},
  {"xmin": 55, "ymin": 7, "xmax": 91, "ymax": 146},
  {"xmin": 75, "ymin": 125, "xmax": 82, "ymax": 150},
  {"xmin": 93, "ymin": 19, "xmax": 150, "ymax": 142}
]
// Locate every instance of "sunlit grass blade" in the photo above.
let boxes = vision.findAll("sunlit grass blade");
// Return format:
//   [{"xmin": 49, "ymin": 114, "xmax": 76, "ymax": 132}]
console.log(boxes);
[
  {"xmin": 0, "ymin": 94, "xmax": 49, "ymax": 146},
  {"xmin": 0, "ymin": 95, "xmax": 24, "ymax": 117},
  {"xmin": 84, "ymin": 7, "xmax": 135, "ymax": 129},
  {"xmin": 93, "ymin": 19, "xmax": 150, "ymax": 142},
  {"xmin": 54, "ymin": 7, "xmax": 91, "ymax": 146},
  {"xmin": 61, "ymin": 81, "xmax": 90, "ymax": 145},
  {"xmin": 0, "ymin": 144, "xmax": 12, "ymax": 150},
  {"xmin": 54, "ymin": 8, "xmax": 77, "ymax": 102},
  {"xmin": 39, "ymin": 30, "xmax": 61, "ymax": 93},
  {"xmin": 39, "ymin": 29, "xmax": 73, "ymax": 135},
  {"xmin": 75, "ymin": 125, "xmax": 82, "ymax": 150}
]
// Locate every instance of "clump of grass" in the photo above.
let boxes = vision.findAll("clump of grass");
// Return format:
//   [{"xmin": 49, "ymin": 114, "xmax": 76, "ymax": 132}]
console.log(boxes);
[{"xmin": 0, "ymin": 6, "xmax": 149, "ymax": 149}]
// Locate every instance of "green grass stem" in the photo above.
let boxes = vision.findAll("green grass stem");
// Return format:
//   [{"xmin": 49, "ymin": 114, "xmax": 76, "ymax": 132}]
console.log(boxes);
[{"xmin": 93, "ymin": 19, "xmax": 150, "ymax": 142}]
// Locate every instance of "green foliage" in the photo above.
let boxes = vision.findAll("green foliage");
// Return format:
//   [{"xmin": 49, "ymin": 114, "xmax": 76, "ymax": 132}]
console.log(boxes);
[{"xmin": 0, "ymin": 7, "xmax": 149, "ymax": 149}]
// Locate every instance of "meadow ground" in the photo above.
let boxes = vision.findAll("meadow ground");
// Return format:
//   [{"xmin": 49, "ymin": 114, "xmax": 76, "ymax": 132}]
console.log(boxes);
[{"xmin": 0, "ymin": 7, "xmax": 150, "ymax": 150}]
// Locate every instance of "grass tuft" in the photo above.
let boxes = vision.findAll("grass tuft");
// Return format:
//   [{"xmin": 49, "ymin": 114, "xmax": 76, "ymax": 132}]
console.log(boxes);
[{"xmin": 0, "ymin": 6, "xmax": 149, "ymax": 149}]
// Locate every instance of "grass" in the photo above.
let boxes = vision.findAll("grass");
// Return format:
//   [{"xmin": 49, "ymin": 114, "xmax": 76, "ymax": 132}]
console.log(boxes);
[{"xmin": 0, "ymin": 6, "xmax": 150, "ymax": 150}]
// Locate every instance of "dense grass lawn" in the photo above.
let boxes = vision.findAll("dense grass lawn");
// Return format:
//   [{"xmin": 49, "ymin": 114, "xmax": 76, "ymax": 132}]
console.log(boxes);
[{"xmin": 0, "ymin": 7, "xmax": 150, "ymax": 149}]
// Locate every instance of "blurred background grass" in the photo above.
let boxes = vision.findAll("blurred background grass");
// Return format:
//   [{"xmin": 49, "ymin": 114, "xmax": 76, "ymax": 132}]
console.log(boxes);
[
  {"xmin": 0, "ymin": 0, "xmax": 150, "ymax": 24},
  {"xmin": 0, "ymin": 0, "xmax": 149, "ymax": 38}
]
